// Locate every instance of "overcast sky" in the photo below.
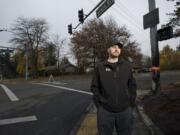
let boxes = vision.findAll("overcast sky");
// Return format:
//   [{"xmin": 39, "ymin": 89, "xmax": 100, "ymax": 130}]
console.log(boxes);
[{"xmin": 0, "ymin": 0, "xmax": 179, "ymax": 61}]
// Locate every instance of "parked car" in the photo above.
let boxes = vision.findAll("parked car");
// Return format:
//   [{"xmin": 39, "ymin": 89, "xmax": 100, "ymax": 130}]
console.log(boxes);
[{"xmin": 137, "ymin": 68, "xmax": 151, "ymax": 73}]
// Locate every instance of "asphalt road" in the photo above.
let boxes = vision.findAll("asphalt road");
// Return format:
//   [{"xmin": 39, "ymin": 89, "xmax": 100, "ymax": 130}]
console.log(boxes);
[
  {"xmin": 134, "ymin": 70, "xmax": 180, "ymax": 90},
  {"xmin": 0, "ymin": 82, "xmax": 92, "ymax": 135},
  {"xmin": 0, "ymin": 71, "xmax": 179, "ymax": 135}
]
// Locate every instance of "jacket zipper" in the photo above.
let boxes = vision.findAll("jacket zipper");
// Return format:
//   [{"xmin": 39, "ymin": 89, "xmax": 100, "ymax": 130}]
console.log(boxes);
[{"xmin": 114, "ymin": 69, "xmax": 118, "ymax": 106}]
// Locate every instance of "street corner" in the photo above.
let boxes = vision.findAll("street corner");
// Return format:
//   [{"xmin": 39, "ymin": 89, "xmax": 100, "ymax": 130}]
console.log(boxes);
[{"xmin": 137, "ymin": 83, "xmax": 180, "ymax": 135}]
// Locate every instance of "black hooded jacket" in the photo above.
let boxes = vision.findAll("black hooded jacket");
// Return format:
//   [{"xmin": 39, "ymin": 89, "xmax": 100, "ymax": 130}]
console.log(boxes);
[{"xmin": 90, "ymin": 58, "xmax": 137, "ymax": 112}]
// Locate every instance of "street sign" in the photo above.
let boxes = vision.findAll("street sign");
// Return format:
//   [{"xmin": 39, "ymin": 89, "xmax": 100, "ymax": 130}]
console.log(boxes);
[
  {"xmin": 157, "ymin": 26, "xmax": 173, "ymax": 41},
  {"xmin": 143, "ymin": 8, "xmax": 159, "ymax": 29},
  {"xmin": 96, "ymin": 0, "xmax": 115, "ymax": 18}
]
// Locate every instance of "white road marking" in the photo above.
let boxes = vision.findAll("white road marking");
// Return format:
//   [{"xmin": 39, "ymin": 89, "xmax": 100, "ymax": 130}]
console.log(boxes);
[
  {"xmin": 0, "ymin": 84, "xmax": 19, "ymax": 101},
  {"xmin": 33, "ymin": 83, "xmax": 93, "ymax": 95},
  {"xmin": 0, "ymin": 116, "xmax": 37, "ymax": 125},
  {"xmin": 45, "ymin": 81, "xmax": 67, "ymax": 85}
]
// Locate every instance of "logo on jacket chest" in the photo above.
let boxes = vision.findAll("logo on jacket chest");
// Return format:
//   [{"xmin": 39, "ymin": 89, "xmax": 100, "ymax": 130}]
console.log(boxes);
[{"xmin": 105, "ymin": 67, "xmax": 112, "ymax": 72}]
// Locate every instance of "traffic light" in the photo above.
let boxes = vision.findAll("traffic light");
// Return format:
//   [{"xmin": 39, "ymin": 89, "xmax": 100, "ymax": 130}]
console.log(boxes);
[
  {"xmin": 157, "ymin": 26, "xmax": 173, "ymax": 41},
  {"xmin": 68, "ymin": 24, "xmax": 72, "ymax": 34},
  {"xmin": 78, "ymin": 9, "xmax": 84, "ymax": 23}
]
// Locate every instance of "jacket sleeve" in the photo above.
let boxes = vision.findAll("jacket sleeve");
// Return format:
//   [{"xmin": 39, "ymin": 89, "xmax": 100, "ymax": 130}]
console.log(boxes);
[
  {"xmin": 90, "ymin": 65, "xmax": 101, "ymax": 107},
  {"xmin": 128, "ymin": 68, "xmax": 137, "ymax": 108}
]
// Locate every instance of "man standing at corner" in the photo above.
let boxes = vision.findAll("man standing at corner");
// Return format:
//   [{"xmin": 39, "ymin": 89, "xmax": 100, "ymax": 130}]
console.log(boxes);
[{"xmin": 91, "ymin": 42, "xmax": 137, "ymax": 135}]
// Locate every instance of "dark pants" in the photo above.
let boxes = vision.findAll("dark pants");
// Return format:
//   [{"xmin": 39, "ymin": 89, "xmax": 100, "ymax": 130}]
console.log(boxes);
[{"xmin": 97, "ymin": 106, "xmax": 134, "ymax": 135}]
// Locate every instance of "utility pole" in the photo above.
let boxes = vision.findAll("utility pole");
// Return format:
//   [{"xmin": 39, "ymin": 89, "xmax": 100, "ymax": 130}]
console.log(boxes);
[{"xmin": 148, "ymin": 0, "xmax": 160, "ymax": 94}]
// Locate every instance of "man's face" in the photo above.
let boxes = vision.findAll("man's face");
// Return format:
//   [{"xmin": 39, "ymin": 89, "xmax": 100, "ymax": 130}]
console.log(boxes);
[{"xmin": 107, "ymin": 45, "xmax": 121, "ymax": 58}]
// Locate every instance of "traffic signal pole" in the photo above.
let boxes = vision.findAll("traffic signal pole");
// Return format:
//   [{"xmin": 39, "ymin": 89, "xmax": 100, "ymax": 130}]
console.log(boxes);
[{"xmin": 148, "ymin": 0, "xmax": 161, "ymax": 94}]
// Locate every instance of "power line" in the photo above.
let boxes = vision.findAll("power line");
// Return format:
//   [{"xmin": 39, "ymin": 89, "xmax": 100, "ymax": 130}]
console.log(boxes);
[
  {"xmin": 89, "ymin": 0, "xmax": 143, "ymax": 30},
  {"xmin": 116, "ymin": 1, "xmax": 143, "ymax": 27},
  {"xmin": 114, "ymin": 5, "xmax": 143, "ymax": 31},
  {"xmin": 111, "ymin": 5, "xmax": 149, "ymax": 42},
  {"xmin": 110, "ymin": 6, "xmax": 150, "ymax": 47},
  {"xmin": 86, "ymin": 0, "xmax": 149, "ymax": 42},
  {"xmin": 87, "ymin": 0, "xmax": 146, "ymax": 38},
  {"xmin": 112, "ymin": 6, "xmax": 142, "ymax": 33},
  {"xmin": 114, "ymin": 1, "xmax": 150, "ymax": 42}
]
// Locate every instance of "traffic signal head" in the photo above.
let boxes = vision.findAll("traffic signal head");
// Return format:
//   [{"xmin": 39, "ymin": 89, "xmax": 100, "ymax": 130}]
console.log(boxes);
[
  {"xmin": 68, "ymin": 24, "xmax": 72, "ymax": 34},
  {"xmin": 78, "ymin": 9, "xmax": 84, "ymax": 23},
  {"xmin": 157, "ymin": 26, "xmax": 173, "ymax": 41}
]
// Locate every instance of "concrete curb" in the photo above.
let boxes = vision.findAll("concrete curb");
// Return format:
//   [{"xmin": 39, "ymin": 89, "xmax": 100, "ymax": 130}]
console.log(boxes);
[
  {"xmin": 70, "ymin": 89, "xmax": 164, "ymax": 135},
  {"xmin": 69, "ymin": 102, "xmax": 94, "ymax": 135},
  {"xmin": 136, "ymin": 105, "xmax": 164, "ymax": 135}
]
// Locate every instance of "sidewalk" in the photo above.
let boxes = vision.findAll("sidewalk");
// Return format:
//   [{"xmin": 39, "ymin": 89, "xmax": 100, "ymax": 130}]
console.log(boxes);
[
  {"xmin": 75, "ymin": 90, "xmax": 152, "ymax": 135},
  {"xmin": 76, "ymin": 103, "xmax": 151, "ymax": 135}
]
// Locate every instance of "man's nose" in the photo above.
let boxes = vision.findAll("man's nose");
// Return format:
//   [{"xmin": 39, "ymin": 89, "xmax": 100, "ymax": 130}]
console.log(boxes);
[{"xmin": 115, "ymin": 48, "xmax": 119, "ymax": 51}]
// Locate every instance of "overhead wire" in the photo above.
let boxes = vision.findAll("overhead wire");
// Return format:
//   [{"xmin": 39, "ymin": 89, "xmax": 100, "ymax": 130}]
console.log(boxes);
[
  {"xmin": 87, "ymin": 0, "xmax": 150, "ymax": 45},
  {"xmin": 116, "ymin": 1, "xmax": 143, "ymax": 29},
  {"xmin": 86, "ymin": 0, "xmax": 151, "ymax": 55},
  {"xmin": 112, "ymin": 3, "xmax": 149, "ymax": 42},
  {"xmin": 111, "ymin": 2, "xmax": 151, "ymax": 55}
]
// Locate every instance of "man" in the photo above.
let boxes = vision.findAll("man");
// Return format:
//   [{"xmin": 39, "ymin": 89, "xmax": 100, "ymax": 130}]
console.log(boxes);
[{"xmin": 91, "ymin": 42, "xmax": 137, "ymax": 135}]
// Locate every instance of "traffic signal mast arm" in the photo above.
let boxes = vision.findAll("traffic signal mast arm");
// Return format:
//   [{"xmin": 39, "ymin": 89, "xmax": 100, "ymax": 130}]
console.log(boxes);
[
  {"xmin": 74, "ymin": 0, "xmax": 105, "ymax": 29},
  {"xmin": 68, "ymin": 0, "xmax": 106, "ymax": 34}
]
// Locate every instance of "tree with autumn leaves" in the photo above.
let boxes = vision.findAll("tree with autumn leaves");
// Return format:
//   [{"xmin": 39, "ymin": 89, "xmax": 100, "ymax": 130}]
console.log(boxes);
[
  {"xmin": 70, "ymin": 18, "xmax": 142, "ymax": 73},
  {"xmin": 160, "ymin": 45, "xmax": 180, "ymax": 70},
  {"xmin": 160, "ymin": 0, "xmax": 180, "ymax": 70}
]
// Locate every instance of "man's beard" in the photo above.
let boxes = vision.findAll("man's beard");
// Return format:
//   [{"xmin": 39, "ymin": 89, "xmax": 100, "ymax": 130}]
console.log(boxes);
[{"xmin": 109, "ymin": 53, "xmax": 119, "ymax": 58}]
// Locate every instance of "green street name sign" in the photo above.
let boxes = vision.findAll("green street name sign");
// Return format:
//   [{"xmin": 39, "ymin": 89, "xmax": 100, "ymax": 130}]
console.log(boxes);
[{"xmin": 96, "ymin": 0, "xmax": 115, "ymax": 18}]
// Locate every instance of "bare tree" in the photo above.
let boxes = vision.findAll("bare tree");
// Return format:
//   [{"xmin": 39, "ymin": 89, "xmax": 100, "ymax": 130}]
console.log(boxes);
[
  {"xmin": 42, "ymin": 42, "xmax": 57, "ymax": 67},
  {"xmin": 52, "ymin": 34, "xmax": 66, "ymax": 69},
  {"xmin": 10, "ymin": 17, "xmax": 49, "ymax": 77}
]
